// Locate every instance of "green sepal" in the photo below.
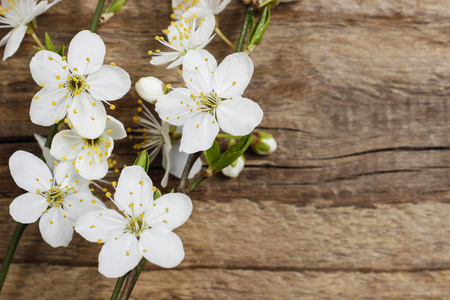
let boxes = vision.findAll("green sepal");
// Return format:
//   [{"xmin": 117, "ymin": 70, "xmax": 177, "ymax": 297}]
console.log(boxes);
[
  {"xmin": 170, "ymin": 188, "xmax": 174, "ymax": 193},
  {"xmin": 57, "ymin": 44, "xmax": 65, "ymax": 56},
  {"xmin": 246, "ymin": 7, "xmax": 271, "ymax": 54},
  {"xmin": 204, "ymin": 140, "xmax": 221, "ymax": 166},
  {"xmin": 105, "ymin": 0, "xmax": 129, "ymax": 14},
  {"xmin": 134, "ymin": 150, "xmax": 149, "ymax": 172},
  {"xmin": 44, "ymin": 32, "xmax": 56, "ymax": 52},
  {"xmin": 153, "ymin": 188, "xmax": 162, "ymax": 200},
  {"xmin": 33, "ymin": 46, "xmax": 42, "ymax": 52},
  {"xmin": 209, "ymin": 134, "xmax": 253, "ymax": 172}
]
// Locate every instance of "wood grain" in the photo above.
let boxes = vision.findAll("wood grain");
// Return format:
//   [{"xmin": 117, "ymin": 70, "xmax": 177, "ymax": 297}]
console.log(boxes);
[{"xmin": 1, "ymin": 0, "xmax": 450, "ymax": 299}]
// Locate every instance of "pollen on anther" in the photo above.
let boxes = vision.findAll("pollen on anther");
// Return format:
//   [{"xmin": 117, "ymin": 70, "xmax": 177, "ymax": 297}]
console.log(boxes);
[
  {"xmin": 110, "ymin": 105, "xmax": 116, "ymax": 110},
  {"xmin": 97, "ymin": 239, "xmax": 102, "ymax": 244},
  {"xmin": 90, "ymin": 225, "xmax": 95, "ymax": 228},
  {"xmin": 91, "ymin": 199, "xmax": 96, "ymax": 204},
  {"xmin": 139, "ymin": 180, "xmax": 143, "ymax": 185},
  {"xmin": 106, "ymin": 192, "xmax": 112, "ymax": 197},
  {"xmin": 86, "ymin": 57, "xmax": 90, "ymax": 62},
  {"xmin": 34, "ymin": 96, "xmax": 39, "ymax": 100},
  {"xmin": 48, "ymin": 56, "xmax": 53, "ymax": 60}
]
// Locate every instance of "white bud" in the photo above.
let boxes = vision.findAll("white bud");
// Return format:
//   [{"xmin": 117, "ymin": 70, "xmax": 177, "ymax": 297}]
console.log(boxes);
[
  {"xmin": 222, "ymin": 156, "xmax": 245, "ymax": 178},
  {"xmin": 135, "ymin": 76, "xmax": 165, "ymax": 103},
  {"xmin": 251, "ymin": 132, "xmax": 277, "ymax": 155}
]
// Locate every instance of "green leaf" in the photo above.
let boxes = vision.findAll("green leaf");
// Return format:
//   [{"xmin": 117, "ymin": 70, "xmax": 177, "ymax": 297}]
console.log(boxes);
[
  {"xmin": 153, "ymin": 188, "xmax": 162, "ymax": 200},
  {"xmin": 209, "ymin": 134, "xmax": 253, "ymax": 172},
  {"xmin": 33, "ymin": 46, "xmax": 42, "ymax": 52},
  {"xmin": 204, "ymin": 140, "xmax": 221, "ymax": 166},
  {"xmin": 105, "ymin": 0, "xmax": 128, "ymax": 14},
  {"xmin": 44, "ymin": 32, "xmax": 56, "ymax": 52},
  {"xmin": 57, "ymin": 44, "xmax": 65, "ymax": 56},
  {"xmin": 134, "ymin": 150, "xmax": 149, "ymax": 172},
  {"xmin": 247, "ymin": 15, "xmax": 256, "ymax": 42},
  {"xmin": 246, "ymin": 7, "xmax": 271, "ymax": 53}
]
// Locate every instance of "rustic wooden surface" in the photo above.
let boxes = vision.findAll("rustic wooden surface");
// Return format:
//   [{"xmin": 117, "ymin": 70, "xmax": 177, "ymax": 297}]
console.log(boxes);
[{"xmin": 1, "ymin": 0, "xmax": 450, "ymax": 299}]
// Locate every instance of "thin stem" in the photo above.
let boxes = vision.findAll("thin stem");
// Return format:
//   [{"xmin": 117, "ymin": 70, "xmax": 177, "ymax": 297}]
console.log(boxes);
[
  {"xmin": 89, "ymin": 0, "xmax": 106, "ymax": 33},
  {"xmin": 217, "ymin": 133, "xmax": 239, "ymax": 139},
  {"xmin": 31, "ymin": 33, "xmax": 45, "ymax": 49},
  {"xmin": 236, "ymin": 7, "xmax": 253, "ymax": 53},
  {"xmin": 118, "ymin": 258, "xmax": 147, "ymax": 300},
  {"xmin": 0, "ymin": 223, "xmax": 27, "ymax": 293},
  {"xmin": 45, "ymin": 122, "xmax": 60, "ymax": 148},
  {"xmin": 189, "ymin": 174, "xmax": 206, "ymax": 191},
  {"xmin": 177, "ymin": 152, "xmax": 202, "ymax": 194},
  {"xmin": 110, "ymin": 274, "xmax": 126, "ymax": 300},
  {"xmin": 215, "ymin": 27, "xmax": 236, "ymax": 51}
]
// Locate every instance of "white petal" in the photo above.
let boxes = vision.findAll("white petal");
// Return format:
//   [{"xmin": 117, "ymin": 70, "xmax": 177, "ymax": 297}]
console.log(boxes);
[
  {"xmin": 77, "ymin": 157, "xmax": 109, "ymax": 180},
  {"xmin": 64, "ymin": 192, "xmax": 105, "ymax": 225},
  {"xmin": 67, "ymin": 30, "xmax": 105, "ymax": 75},
  {"xmin": 139, "ymin": 228, "xmax": 185, "ymax": 268},
  {"xmin": 213, "ymin": 52, "xmax": 253, "ymax": 98},
  {"xmin": 9, "ymin": 193, "xmax": 47, "ymax": 224},
  {"xmin": 155, "ymin": 88, "xmax": 198, "ymax": 126},
  {"xmin": 50, "ymin": 129, "xmax": 84, "ymax": 160},
  {"xmin": 29, "ymin": 86, "xmax": 69, "ymax": 126},
  {"xmin": 2, "ymin": 25, "xmax": 26, "ymax": 61},
  {"xmin": 168, "ymin": 143, "xmax": 202, "ymax": 179},
  {"xmin": 180, "ymin": 113, "xmax": 219, "ymax": 153},
  {"xmin": 216, "ymin": 96, "xmax": 263, "ymax": 136},
  {"xmin": 105, "ymin": 115, "xmax": 127, "ymax": 140},
  {"xmin": 53, "ymin": 161, "xmax": 90, "ymax": 193},
  {"xmin": 75, "ymin": 209, "xmax": 126, "ymax": 243},
  {"xmin": 69, "ymin": 92, "xmax": 106, "ymax": 139},
  {"xmin": 145, "ymin": 193, "xmax": 192, "ymax": 230},
  {"xmin": 39, "ymin": 207, "xmax": 74, "ymax": 248},
  {"xmin": 30, "ymin": 50, "xmax": 68, "ymax": 86},
  {"xmin": 182, "ymin": 49, "xmax": 217, "ymax": 93},
  {"xmin": 87, "ymin": 65, "xmax": 131, "ymax": 101},
  {"xmin": 114, "ymin": 166, "xmax": 154, "ymax": 216},
  {"xmin": 150, "ymin": 52, "xmax": 180, "ymax": 66},
  {"xmin": 99, "ymin": 233, "xmax": 142, "ymax": 278},
  {"xmin": 0, "ymin": 30, "xmax": 12, "ymax": 48},
  {"xmin": 212, "ymin": 0, "xmax": 231, "ymax": 14},
  {"xmin": 9, "ymin": 150, "xmax": 52, "ymax": 193},
  {"xmin": 193, "ymin": 13, "xmax": 215, "ymax": 46}
]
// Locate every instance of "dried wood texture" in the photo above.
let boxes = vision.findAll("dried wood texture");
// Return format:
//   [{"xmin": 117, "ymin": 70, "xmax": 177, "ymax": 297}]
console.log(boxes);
[{"xmin": 1, "ymin": 0, "xmax": 450, "ymax": 299}]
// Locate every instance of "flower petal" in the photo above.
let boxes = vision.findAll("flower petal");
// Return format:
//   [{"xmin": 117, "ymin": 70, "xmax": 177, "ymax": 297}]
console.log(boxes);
[
  {"xmin": 50, "ymin": 129, "xmax": 84, "ymax": 160},
  {"xmin": 182, "ymin": 49, "xmax": 217, "ymax": 93},
  {"xmin": 216, "ymin": 96, "xmax": 263, "ymax": 136},
  {"xmin": 213, "ymin": 52, "xmax": 253, "ymax": 98},
  {"xmin": 65, "ymin": 192, "xmax": 106, "ymax": 225},
  {"xmin": 9, "ymin": 150, "xmax": 52, "ymax": 193},
  {"xmin": 67, "ymin": 30, "xmax": 105, "ymax": 75},
  {"xmin": 114, "ymin": 166, "xmax": 154, "ymax": 216},
  {"xmin": 30, "ymin": 49, "xmax": 68, "ymax": 86},
  {"xmin": 29, "ymin": 85, "xmax": 69, "ymax": 126},
  {"xmin": 53, "ymin": 160, "xmax": 90, "ymax": 193},
  {"xmin": 69, "ymin": 92, "xmax": 107, "ymax": 139},
  {"xmin": 139, "ymin": 228, "xmax": 185, "ymax": 268},
  {"xmin": 3, "ymin": 25, "xmax": 26, "ymax": 61},
  {"xmin": 145, "ymin": 193, "xmax": 193, "ymax": 230},
  {"xmin": 193, "ymin": 13, "xmax": 215, "ymax": 46},
  {"xmin": 39, "ymin": 207, "xmax": 74, "ymax": 248},
  {"xmin": 180, "ymin": 112, "xmax": 219, "ymax": 153},
  {"xmin": 150, "ymin": 52, "xmax": 180, "ymax": 66},
  {"xmin": 155, "ymin": 88, "xmax": 198, "ymax": 126},
  {"xmin": 77, "ymin": 156, "xmax": 109, "ymax": 180},
  {"xmin": 99, "ymin": 233, "xmax": 142, "ymax": 278},
  {"xmin": 9, "ymin": 192, "xmax": 47, "ymax": 224},
  {"xmin": 168, "ymin": 143, "xmax": 202, "ymax": 179},
  {"xmin": 75, "ymin": 209, "xmax": 126, "ymax": 243},
  {"xmin": 105, "ymin": 115, "xmax": 127, "ymax": 140},
  {"xmin": 0, "ymin": 30, "xmax": 12, "ymax": 48},
  {"xmin": 87, "ymin": 65, "xmax": 131, "ymax": 101}
]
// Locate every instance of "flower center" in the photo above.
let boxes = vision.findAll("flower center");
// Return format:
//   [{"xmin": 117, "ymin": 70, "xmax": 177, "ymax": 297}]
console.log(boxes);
[
  {"xmin": 66, "ymin": 74, "xmax": 87, "ymax": 96},
  {"xmin": 191, "ymin": 91, "xmax": 222, "ymax": 115},
  {"xmin": 83, "ymin": 137, "xmax": 102, "ymax": 147},
  {"xmin": 125, "ymin": 216, "xmax": 148, "ymax": 238},
  {"xmin": 44, "ymin": 187, "xmax": 72, "ymax": 209}
]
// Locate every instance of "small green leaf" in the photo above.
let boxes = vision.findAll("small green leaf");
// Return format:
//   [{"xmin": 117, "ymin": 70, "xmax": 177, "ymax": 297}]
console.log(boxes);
[
  {"xmin": 134, "ymin": 150, "xmax": 149, "ymax": 172},
  {"xmin": 204, "ymin": 140, "xmax": 221, "ymax": 166},
  {"xmin": 105, "ymin": 0, "xmax": 129, "ymax": 14},
  {"xmin": 44, "ymin": 32, "xmax": 56, "ymax": 52},
  {"xmin": 248, "ymin": 15, "xmax": 256, "ymax": 41},
  {"xmin": 153, "ymin": 188, "xmax": 162, "ymax": 200},
  {"xmin": 210, "ymin": 134, "xmax": 253, "ymax": 172},
  {"xmin": 33, "ymin": 46, "xmax": 42, "ymax": 52},
  {"xmin": 246, "ymin": 7, "xmax": 271, "ymax": 53},
  {"xmin": 57, "ymin": 44, "xmax": 65, "ymax": 56}
]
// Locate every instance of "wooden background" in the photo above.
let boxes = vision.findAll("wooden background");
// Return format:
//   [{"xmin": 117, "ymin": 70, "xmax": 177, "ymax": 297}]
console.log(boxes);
[{"xmin": 1, "ymin": 0, "xmax": 450, "ymax": 299}]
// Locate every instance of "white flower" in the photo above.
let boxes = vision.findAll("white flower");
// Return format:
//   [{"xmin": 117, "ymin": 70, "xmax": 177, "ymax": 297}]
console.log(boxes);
[
  {"xmin": 75, "ymin": 165, "xmax": 193, "ymax": 278},
  {"xmin": 29, "ymin": 30, "xmax": 131, "ymax": 139},
  {"xmin": 9, "ymin": 150, "xmax": 105, "ymax": 247},
  {"xmin": 221, "ymin": 155, "xmax": 245, "ymax": 178},
  {"xmin": 135, "ymin": 76, "xmax": 165, "ymax": 103},
  {"xmin": 150, "ymin": 12, "xmax": 215, "ymax": 69},
  {"xmin": 34, "ymin": 133, "xmax": 57, "ymax": 170},
  {"xmin": 50, "ymin": 116, "xmax": 127, "ymax": 180},
  {"xmin": 171, "ymin": 0, "xmax": 230, "ymax": 19},
  {"xmin": 0, "ymin": 0, "xmax": 60, "ymax": 61},
  {"xmin": 131, "ymin": 103, "xmax": 201, "ymax": 187},
  {"xmin": 155, "ymin": 49, "xmax": 263, "ymax": 153}
]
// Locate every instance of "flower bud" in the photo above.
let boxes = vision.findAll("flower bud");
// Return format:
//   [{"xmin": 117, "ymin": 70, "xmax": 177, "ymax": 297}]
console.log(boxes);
[
  {"xmin": 222, "ymin": 156, "xmax": 245, "ymax": 178},
  {"xmin": 135, "ymin": 76, "xmax": 165, "ymax": 104},
  {"xmin": 251, "ymin": 132, "xmax": 277, "ymax": 155}
]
